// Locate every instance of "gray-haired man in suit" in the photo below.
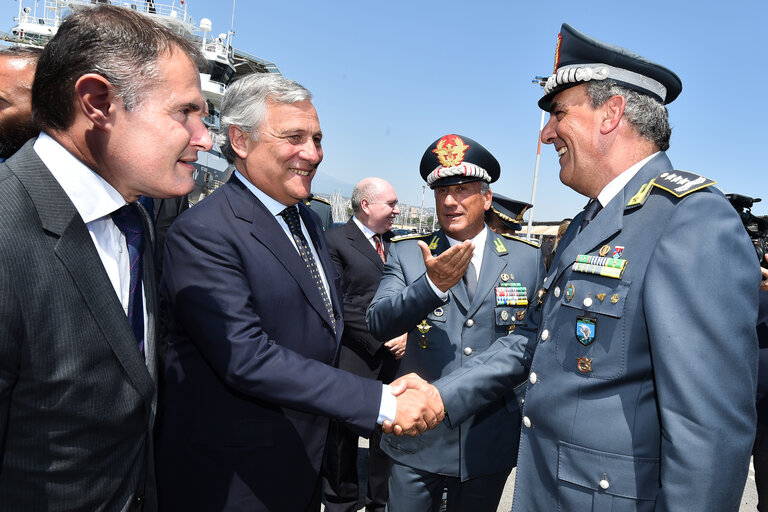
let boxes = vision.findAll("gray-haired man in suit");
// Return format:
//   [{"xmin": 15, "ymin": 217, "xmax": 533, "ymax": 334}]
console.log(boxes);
[{"xmin": 0, "ymin": 6, "xmax": 212, "ymax": 510}]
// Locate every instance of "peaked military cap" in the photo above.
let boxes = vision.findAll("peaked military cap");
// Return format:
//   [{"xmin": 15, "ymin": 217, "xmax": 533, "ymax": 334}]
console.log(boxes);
[
  {"xmin": 420, "ymin": 134, "xmax": 500, "ymax": 189},
  {"xmin": 538, "ymin": 23, "xmax": 682, "ymax": 110},
  {"xmin": 490, "ymin": 193, "xmax": 532, "ymax": 230}
]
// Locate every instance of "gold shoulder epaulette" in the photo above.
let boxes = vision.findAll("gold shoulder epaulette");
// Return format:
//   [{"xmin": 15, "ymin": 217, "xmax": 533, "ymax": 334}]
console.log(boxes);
[
  {"xmin": 308, "ymin": 195, "xmax": 331, "ymax": 205},
  {"xmin": 392, "ymin": 232, "xmax": 432, "ymax": 243},
  {"xmin": 500, "ymin": 233, "xmax": 541, "ymax": 248}
]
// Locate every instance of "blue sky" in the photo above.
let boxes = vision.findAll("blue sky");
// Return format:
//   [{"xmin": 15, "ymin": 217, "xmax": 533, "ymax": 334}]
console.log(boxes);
[{"xmin": 3, "ymin": 0, "xmax": 766, "ymax": 221}]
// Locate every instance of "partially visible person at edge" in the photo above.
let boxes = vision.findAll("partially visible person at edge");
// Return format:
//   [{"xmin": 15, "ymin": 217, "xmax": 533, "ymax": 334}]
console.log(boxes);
[
  {"xmin": 0, "ymin": 5, "xmax": 212, "ymax": 510},
  {"xmin": 0, "ymin": 46, "xmax": 40, "ymax": 161},
  {"xmin": 389, "ymin": 23, "xmax": 759, "ymax": 512}
]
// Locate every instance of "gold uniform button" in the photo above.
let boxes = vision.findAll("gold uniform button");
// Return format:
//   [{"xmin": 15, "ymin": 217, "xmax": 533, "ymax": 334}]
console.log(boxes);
[{"xmin": 463, "ymin": 347, "xmax": 473, "ymax": 356}]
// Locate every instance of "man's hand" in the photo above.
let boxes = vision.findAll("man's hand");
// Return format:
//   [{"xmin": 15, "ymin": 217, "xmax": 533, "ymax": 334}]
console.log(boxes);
[
  {"xmin": 382, "ymin": 373, "xmax": 445, "ymax": 436},
  {"xmin": 384, "ymin": 334, "xmax": 407, "ymax": 359},
  {"xmin": 418, "ymin": 240, "xmax": 474, "ymax": 292}
]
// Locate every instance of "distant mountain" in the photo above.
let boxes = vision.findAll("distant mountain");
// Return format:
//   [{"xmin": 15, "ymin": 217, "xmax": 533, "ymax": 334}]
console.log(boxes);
[{"xmin": 311, "ymin": 172, "xmax": 354, "ymax": 197}]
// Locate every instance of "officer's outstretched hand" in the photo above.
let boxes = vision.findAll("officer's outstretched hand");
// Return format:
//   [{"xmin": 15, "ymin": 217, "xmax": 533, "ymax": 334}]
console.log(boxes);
[
  {"xmin": 383, "ymin": 373, "xmax": 445, "ymax": 436},
  {"xmin": 418, "ymin": 239, "xmax": 474, "ymax": 292}
]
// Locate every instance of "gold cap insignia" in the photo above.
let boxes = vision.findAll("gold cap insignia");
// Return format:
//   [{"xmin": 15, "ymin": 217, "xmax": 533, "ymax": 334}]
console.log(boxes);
[{"xmin": 432, "ymin": 135, "xmax": 470, "ymax": 168}]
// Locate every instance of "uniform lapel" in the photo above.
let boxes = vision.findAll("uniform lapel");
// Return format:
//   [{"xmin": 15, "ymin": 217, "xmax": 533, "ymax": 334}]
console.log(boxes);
[
  {"xmin": 552, "ymin": 153, "xmax": 672, "ymax": 283},
  {"xmin": 10, "ymin": 143, "xmax": 155, "ymax": 405},
  {"xmin": 470, "ymin": 228, "xmax": 507, "ymax": 314}
]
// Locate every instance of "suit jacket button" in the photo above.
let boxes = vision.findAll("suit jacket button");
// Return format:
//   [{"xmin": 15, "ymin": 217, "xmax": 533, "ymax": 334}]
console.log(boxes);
[
  {"xmin": 134, "ymin": 496, "xmax": 144, "ymax": 504},
  {"xmin": 465, "ymin": 319, "xmax": 474, "ymax": 327},
  {"xmin": 463, "ymin": 347, "xmax": 473, "ymax": 356}
]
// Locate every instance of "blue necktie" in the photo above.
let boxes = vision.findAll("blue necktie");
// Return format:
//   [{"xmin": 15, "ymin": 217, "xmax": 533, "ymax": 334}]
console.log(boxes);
[
  {"xmin": 111, "ymin": 204, "xmax": 145, "ymax": 353},
  {"xmin": 579, "ymin": 199, "xmax": 602, "ymax": 232}
]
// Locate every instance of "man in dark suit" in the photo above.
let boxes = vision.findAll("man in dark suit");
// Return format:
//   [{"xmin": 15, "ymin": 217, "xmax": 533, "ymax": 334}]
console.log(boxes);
[
  {"xmin": 157, "ymin": 73, "xmax": 443, "ymax": 512},
  {"xmin": 324, "ymin": 177, "xmax": 406, "ymax": 512},
  {"xmin": 0, "ymin": 6, "xmax": 212, "ymax": 511}
]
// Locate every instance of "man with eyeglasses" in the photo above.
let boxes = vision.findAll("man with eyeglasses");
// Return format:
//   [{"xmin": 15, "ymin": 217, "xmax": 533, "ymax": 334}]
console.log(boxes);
[
  {"xmin": 324, "ymin": 177, "xmax": 406, "ymax": 512},
  {"xmin": 367, "ymin": 135, "xmax": 545, "ymax": 511}
]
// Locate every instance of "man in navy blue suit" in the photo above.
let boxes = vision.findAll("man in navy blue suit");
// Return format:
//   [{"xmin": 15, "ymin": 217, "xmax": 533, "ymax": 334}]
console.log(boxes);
[{"xmin": 157, "ymin": 73, "xmax": 443, "ymax": 512}]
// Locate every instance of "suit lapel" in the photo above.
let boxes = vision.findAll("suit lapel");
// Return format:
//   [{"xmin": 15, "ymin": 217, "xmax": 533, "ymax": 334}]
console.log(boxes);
[
  {"xmin": 10, "ymin": 142, "xmax": 155, "ymax": 404},
  {"xmin": 346, "ymin": 220, "xmax": 384, "ymax": 271},
  {"xmin": 224, "ymin": 178, "xmax": 337, "ymax": 330}
]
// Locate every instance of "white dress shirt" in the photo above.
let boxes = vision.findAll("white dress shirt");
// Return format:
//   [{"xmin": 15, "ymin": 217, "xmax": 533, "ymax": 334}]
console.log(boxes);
[{"xmin": 34, "ymin": 132, "xmax": 148, "ymax": 347}]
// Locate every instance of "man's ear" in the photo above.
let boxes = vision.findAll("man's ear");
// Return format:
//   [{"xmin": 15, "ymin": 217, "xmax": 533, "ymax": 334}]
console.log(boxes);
[
  {"xmin": 229, "ymin": 125, "xmax": 250, "ymax": 159},
  {"xmin": 600, "ymin": 95, "xmax": 626, "ymax": 135},
  {"xmin": 74, "ymin": 74, "xmax": 115, "ymax": 130}
]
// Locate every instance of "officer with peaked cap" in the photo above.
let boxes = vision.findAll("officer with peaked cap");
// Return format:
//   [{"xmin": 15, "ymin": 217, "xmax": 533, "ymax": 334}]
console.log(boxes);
[
  {"xmin": 485, "ymin": 193, "xmax": 532, "ymax": 235},
  {"xmin": 391, "ymin": 24, "xmax": 759, "ymax": 511},
  {"xmin": 367, "ymin": 134, "xmax": 545, "ymax": 511}
]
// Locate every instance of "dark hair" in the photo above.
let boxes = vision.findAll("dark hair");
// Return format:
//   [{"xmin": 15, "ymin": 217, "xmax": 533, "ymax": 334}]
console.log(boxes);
[
  {"xmin": 32, "ymin": 5, "xmax": 204, "ymax": 131},
  {"xmin": 0, "ymin": 46, "xmax": 42, "ymax": 59}
]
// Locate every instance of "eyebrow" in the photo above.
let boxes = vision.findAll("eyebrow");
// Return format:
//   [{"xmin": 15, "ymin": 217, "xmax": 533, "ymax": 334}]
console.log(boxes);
[{"xmin": 179, "ymin": 102, "xmax": 203, "ymax": 113}]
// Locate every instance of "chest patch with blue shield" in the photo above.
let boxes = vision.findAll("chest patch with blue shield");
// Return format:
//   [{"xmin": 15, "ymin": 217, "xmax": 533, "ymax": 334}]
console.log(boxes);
[{"xmin": 576, "ymin": 316, "xmax": 596, "ymax": 345}]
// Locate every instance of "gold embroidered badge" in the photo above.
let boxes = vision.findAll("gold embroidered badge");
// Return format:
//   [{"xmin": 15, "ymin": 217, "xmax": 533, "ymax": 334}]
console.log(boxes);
[{"xmin": 432, "ymin": 135, "xmax": 470, "ymax": 168}]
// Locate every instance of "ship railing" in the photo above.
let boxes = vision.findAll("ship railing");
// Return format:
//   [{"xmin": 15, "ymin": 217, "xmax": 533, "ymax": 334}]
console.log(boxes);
[{"xmin": 65, "ymin": 0, "xmax": 196, "ymax": 35}]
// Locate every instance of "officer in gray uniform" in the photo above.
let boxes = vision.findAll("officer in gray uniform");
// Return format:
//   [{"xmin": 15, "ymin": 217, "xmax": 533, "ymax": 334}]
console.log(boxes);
[
  {"xmin": 367, "ymin": 134, "xmax": 545, "ymax": 511},
  {"xmin": 425, "ymin": 24, "xmax": 760, "ymax": 512}
]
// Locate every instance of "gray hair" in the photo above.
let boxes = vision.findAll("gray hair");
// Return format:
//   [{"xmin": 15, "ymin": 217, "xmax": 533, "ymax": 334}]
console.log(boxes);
[
  {"xmin": 220, "ymin": 73, "xmax": 312, "ymax": 163},
  {"xmin": 585, "ymin": 80, "xmax": 671, "ymax": 151},
  {"xmin": 0, "ymin": 46, "xmax": 42, "ymax": 59}
]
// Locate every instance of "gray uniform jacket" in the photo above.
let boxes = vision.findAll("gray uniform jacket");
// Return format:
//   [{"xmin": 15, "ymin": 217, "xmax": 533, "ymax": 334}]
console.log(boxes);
[
  {"xmin": 435, "ymin": 153, "xmax": 759, "ymax": 511},
  {"xmin": 367, "ymin": 227, "xmax": 544, "ymax": 480}
]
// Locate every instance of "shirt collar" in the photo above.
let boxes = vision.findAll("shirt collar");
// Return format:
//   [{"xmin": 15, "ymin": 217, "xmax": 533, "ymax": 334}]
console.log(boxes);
[
  {"xmin": 34, "ymin": 132, "xmax": 126, "ymax": 222},
  {"xmin": 445, "ymin": 224, "xmax": 488, "ymax": 266},
  {"xmin": 596, "ymin": 151, "xmax": 659, "ymax": 208},
  {"xmin": 352, "ymin": 216, "xmax": 377, "ymax": 239},
  {"xmin": 234, "ymin": 170, "xmax": 295, "ymax": 216}
]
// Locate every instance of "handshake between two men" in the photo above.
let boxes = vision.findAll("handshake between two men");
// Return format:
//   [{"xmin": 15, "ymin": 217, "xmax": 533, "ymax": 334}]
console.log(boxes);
[{"xmin": 385, "ymin": 374, "xmax": 444, "ymax": 436}]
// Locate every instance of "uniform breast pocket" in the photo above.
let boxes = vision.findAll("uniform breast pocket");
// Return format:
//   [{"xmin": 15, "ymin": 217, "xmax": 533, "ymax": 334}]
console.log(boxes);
[
  {"xmin": 557, "ymin": 441, "xmax": 658, "ymax": 512},
  {"xmin": 554, "ymin": 279, "xmax": 630, "ymax": 379}
]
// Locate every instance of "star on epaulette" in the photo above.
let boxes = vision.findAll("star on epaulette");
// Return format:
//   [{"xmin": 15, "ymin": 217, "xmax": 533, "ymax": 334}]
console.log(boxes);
[
  {"xmin": 627, "ymin": 170, "xmax": 716, "ymax": 209},
  {"xmin": 500, "ymin": 233, "xmax": 541, "ymax": 248}
]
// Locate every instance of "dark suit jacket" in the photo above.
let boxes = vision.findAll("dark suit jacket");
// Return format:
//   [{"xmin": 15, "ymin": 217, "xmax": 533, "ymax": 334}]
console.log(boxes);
[
  {"xmin": 325, "ymin": 219, "xmax": 398, "ymax": 381},
  {"xmin": 157, "ymin": 175, "xmax": 382, "ymax": 511},
  {"xmin": 0, "ymin": 141, "xmax": 159, "ymax": 511}
]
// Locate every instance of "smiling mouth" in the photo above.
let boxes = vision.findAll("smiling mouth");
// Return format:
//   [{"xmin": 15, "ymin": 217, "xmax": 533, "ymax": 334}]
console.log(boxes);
[
  {"xmin": 291, "ymin": 168, "xmax": 312, "ymax": 177},
  {"xmin": 557, "ymin": 147, "xmax": 568, "ymax": 157}
]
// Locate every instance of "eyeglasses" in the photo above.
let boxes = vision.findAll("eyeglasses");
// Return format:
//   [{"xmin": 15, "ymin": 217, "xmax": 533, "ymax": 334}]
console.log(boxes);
[{"xmin": 368, "ymin": 200, "xmax": 399, "ymax": 209}]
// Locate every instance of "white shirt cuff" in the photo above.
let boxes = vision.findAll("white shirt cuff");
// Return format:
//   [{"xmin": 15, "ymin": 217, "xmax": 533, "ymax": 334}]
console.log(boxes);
[
  {"xmin": 427, "ymin": 275, "xmax": 449, "ymax": 302},
  {"xmin": 378, "ymin": 384, "xmax": 397, "ymax": 424}
]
